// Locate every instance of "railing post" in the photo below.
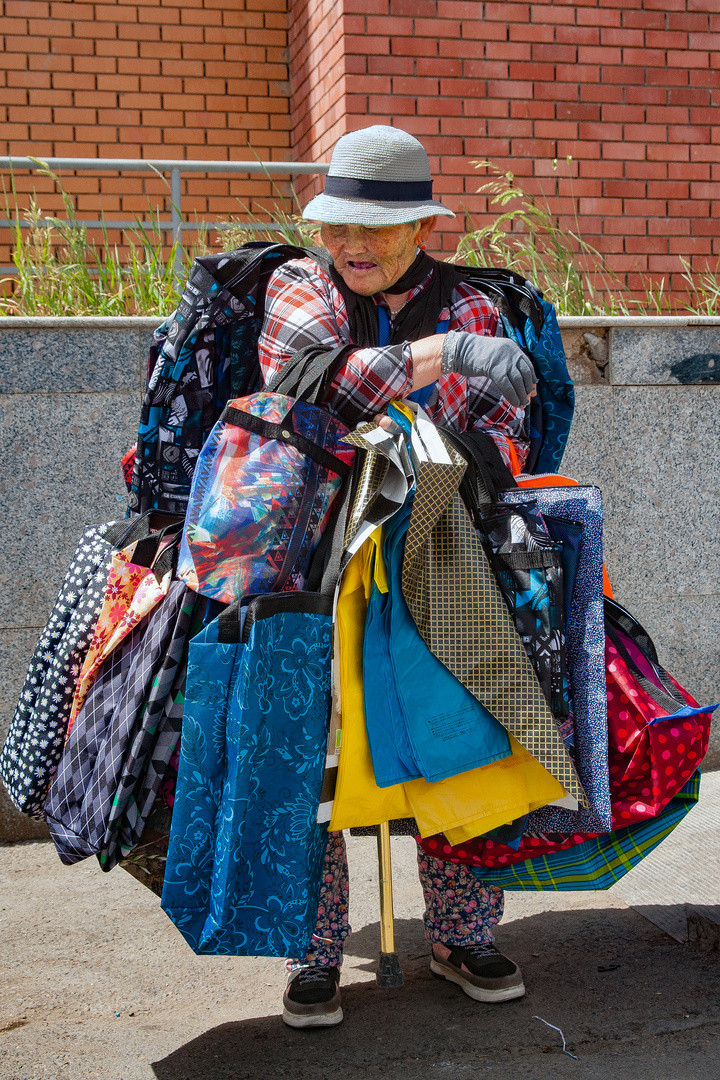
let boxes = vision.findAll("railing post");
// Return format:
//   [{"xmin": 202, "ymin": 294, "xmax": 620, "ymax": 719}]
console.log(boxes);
[{"xmin": 170, "ymin": 166, "xmax": 183, "ymax": 282}]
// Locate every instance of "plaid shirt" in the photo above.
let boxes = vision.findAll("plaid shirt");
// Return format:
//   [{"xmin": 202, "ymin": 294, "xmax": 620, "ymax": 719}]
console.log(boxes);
[{"xmin": 258, "ymin": 258, "xmax": 528, "ymax": 469}]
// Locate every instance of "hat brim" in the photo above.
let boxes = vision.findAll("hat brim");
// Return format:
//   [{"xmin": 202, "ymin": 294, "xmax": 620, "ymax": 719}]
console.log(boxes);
[{"xmin": 302, "ymin": 193, "xmax": 455, "ymax": 225}]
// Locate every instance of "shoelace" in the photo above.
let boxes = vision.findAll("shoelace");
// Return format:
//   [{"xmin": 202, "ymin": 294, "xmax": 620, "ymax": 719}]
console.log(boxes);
[
  {"xmin": 293, "ymin": 968, "xmax": 335, "ymax": 987},
  {"xmin": 462, "ymin": 943, "xmax": 500, "ymax": 959}
]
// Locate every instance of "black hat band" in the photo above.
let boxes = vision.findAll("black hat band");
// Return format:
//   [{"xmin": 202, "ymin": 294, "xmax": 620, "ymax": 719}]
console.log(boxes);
[{"xmin": 323, "ymin": 175, "xmax": 434, "ymax": 202}]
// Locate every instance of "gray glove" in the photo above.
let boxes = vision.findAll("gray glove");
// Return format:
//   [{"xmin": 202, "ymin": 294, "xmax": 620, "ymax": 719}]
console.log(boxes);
[{"xmin": 441, "ymin": 330, "xmax": 536, "ymax": 407}]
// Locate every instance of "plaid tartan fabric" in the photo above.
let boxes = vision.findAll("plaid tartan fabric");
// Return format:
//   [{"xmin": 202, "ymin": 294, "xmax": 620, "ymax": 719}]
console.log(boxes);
[
  {"xmin": 44, "ymin": 581, "xmax": 188, "ymax": 865},
  {"xmin": 97, "ymin": 583, "xmax": 197, "ymax": 871},
  {"xmin": 473, "ymin": 773, "xmax": 700, "ymax": 891}
]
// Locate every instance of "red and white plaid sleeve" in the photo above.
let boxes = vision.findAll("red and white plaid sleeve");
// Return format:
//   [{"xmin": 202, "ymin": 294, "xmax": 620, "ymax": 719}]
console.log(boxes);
[
  {"xmin": 258, "ymin": 258, "xmax": 413, "ymax": 425},
  {"xmin": 258, "ymin": 258, "xmax": 529, "ymax": 469}
]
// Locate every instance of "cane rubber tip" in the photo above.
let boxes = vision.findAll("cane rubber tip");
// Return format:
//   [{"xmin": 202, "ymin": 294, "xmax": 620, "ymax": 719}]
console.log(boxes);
[{"xmin": 376, "ymin": 952, "xmax": 404, "ymax": 988}]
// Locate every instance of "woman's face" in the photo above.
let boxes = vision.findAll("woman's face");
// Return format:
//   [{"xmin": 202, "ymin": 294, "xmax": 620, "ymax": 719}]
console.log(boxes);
[{"xmin": 320, "ymin": 218, "xmax": 437, "ymax": 296}]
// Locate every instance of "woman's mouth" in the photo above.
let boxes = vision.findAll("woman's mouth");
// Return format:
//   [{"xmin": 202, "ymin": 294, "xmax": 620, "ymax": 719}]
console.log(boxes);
[{"xmin": 347, "ymin": 261, "xmax": 377, "ymax": 271}]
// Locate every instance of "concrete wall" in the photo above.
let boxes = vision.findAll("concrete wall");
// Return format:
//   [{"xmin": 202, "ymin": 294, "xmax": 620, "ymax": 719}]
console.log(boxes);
[
  {"xmin": 0, "ymin": 317, "xmax": 151, "ymax": 840},
  {"xmin": 0, "ymin": 314, "xmax": 718, "ymax": 841}
]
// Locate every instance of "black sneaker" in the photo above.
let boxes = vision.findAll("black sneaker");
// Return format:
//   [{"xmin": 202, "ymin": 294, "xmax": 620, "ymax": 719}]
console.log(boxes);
[
  {"xmin": 430, "ymin": 942, "xmax": 525, "ymax": 1003},
  {"xmin": 282, "ymin": 966, "xmax": 343, "ymax": 1029}
]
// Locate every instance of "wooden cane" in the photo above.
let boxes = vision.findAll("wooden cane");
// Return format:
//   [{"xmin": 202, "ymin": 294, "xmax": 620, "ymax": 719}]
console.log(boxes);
[{"xmin": 375, "ymin": 820, "xmax": 404, "ymax": 987}]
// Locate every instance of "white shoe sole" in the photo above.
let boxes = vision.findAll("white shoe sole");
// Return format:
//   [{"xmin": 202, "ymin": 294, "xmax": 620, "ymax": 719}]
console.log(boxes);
[
  {"xmin": 282, "ymin": 1005, "xmax": 344, "ymax": 1029},
  {"xmin": 430, "ymin": 959, "xmax": 526, "ymax": 1003}
]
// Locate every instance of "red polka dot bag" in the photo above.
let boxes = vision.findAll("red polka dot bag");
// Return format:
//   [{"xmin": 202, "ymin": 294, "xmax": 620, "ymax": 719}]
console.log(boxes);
[
  {"xmin": 419, "ymin": 597, "xmax": 716, "ymax": 869},
  {"xmin": 602, "ymin": 596, "xmax": 714, "ymax": 823}
]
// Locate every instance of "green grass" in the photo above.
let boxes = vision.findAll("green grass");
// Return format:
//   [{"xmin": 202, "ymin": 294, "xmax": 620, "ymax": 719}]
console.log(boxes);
[
  {"xmin": 453, "ymin": 161, "xmax": 634, "ymax": 316},
  {"xmin": 0, "ymin": 161, "xmax": 203, "ymax": 316},
  {"xmin": 1, "ymin": 157, "xmax": 718, "ymax": 317}
]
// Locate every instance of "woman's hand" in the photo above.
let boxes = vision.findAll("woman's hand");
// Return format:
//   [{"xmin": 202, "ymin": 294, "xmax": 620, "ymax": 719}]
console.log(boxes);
[
  {"xmin": 408, "ymin": 332, "xmax": 537, "ymax": 408},
  {"xmin": 441, "ymin": 331, "xmax": 536, "ymax": 407},
  {"xmin": 408, "ymin": 334, "xmax": 445, "ymax": 391}
]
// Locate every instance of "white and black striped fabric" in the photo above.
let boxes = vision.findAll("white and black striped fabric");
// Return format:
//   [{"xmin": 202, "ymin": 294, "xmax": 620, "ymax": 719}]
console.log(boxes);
[{"xmin": 44, "ymin": 579, "xmax": 190, "ymax": 865}]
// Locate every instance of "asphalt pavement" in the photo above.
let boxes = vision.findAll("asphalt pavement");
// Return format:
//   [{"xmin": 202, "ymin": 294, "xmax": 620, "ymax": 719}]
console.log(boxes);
[{"xmin": 1, "ymin": 774, "xmax": 718, "ymax": 1080}]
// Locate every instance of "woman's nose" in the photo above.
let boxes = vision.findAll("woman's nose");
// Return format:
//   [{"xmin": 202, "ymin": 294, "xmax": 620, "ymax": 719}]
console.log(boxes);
[{"xmin": 342, "ymin": 227, "xmax": 368, "ymax": 254}]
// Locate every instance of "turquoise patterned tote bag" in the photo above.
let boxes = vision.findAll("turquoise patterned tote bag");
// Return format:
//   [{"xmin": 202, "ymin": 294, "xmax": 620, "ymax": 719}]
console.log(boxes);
[{"xmin": 161, "ymin": 592, "xmax": 332, "ymax": 957}]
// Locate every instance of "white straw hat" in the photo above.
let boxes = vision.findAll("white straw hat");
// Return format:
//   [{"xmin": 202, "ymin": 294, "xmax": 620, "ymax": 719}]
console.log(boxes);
[{"xmin": 303, "ymin": 126, "xmax": 455, "ymax": 226}]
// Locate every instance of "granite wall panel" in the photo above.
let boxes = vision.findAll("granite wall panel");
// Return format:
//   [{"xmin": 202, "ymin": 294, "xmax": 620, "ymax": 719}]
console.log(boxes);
[
  {"xmin": 611, "ymin": 327, "xmax": 720, "ymax": 387},
  {"xmin": 0, "ymin": 328, "xmax": 147, "ymax": 395},
  {"xmin": 0, "ymin": 391, "xmax": 140, "ymax": 629},
  {"xmin": 0, "ymin": 323, "xmax": 152, "ymax": 841}
]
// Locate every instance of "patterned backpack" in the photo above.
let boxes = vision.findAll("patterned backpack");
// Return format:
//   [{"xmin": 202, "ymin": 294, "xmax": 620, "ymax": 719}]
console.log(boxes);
[{"xmin": 129, "ymin": 242, "xmax": 329, "ymax": 517}]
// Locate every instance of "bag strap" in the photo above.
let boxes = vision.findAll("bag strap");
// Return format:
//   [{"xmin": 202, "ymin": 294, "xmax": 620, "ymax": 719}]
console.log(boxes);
[
  {"xmin": 441, "ymin": 427, "xmax": 518, "ymax": 521},
  {"xmin": 104, "ymin": 516, "xmax": 148, "ymax": 550},
  {"xmin": 107, "ymin": 510, "xmax": 184, "ymax": 553},
  {"xmin": 220, "ymin": 404, "xmax": 352, "ymax": 478},
  {"xmin": 604, "ymin": 601, "xmax": 687, "ymax": 714},
  {"xmin": 242, "ymin": 592, "xmax": 334, "ymax": 644},
  {"xmin": 151, "ymin": 531, "xmax": 182, "ymax": 583},
  {"xmin": 489, "ymin": 549, "xmax": 562, "ymax": 572},
  {"xmin": 267, "ymin": 342, "xmax": 356, "ymax": 405},
  {"xmin": 130, "ymin": 520, "xmax": 183, "ymax": 574},
  {"xmin": 217, "ymin": 599, "xmax": 243, "ymax": 644},
  {"xmin": 218, "ymin": 592, "xmax": 335, "ymax": 646},
  {"xmin": 302, "ymin": 451, "xmax": 358, "ymax": 598},
  {"xmin": 604, "ymin": 596, "xmax": 660, "ymax": 666},
  {"xmin": 320, "ymin": 469, "xmax": 355, "ymax": 597}
]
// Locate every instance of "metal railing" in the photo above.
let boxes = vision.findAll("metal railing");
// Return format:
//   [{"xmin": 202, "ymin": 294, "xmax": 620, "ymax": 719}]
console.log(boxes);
[{"xmin": 0, "ymin": 155, "xmax": 330, "ymax": 239}]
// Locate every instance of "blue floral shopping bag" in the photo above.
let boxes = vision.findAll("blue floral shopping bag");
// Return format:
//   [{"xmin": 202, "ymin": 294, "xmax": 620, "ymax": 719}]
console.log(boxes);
[{"xmin": 161, "ymin": 592, "xmax": 332, "ymax": 957}]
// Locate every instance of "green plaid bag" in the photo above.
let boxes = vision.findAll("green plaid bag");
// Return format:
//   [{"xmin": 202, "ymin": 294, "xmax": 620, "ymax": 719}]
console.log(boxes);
[{"xmin": 472, "ymin": 773, "xmax": 699, "ymax": 891}]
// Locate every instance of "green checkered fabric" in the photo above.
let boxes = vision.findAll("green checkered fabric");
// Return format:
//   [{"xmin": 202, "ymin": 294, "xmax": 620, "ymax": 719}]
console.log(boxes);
[{"xmin": 472, "ymin": 773, "xmax": 700, "ymax": 892}]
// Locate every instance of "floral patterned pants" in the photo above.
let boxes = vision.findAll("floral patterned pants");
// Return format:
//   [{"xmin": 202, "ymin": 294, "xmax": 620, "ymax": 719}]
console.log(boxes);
[{"xmin": 288, "ymin": 830, "xmax": 505, "ymax": 970}]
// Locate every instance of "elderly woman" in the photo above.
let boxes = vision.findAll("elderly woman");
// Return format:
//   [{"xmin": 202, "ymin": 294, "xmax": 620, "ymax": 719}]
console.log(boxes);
[{"xmin": 258, "ymin": 126, "xmax": 536, "ymax": 1029}]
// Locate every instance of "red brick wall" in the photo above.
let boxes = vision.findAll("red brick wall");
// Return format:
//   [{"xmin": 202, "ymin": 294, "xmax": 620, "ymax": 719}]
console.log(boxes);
[
  {"xmin": 288, "ymin": 0, "xmax": 720, "ymax": 292},
  {"xmin": 289, "ymin": 0, "xmax": 347, "ymax": 161},
  {"xmin": 3, "ymin": 0, "xmax": 719, "ymax": 292},
  {"xmin": 0, "ymin": 0, "xmax": 292, "ymax": 265}
]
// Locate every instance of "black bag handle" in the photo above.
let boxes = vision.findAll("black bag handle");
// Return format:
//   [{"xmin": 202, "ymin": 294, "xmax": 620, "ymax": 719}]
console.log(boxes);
[
  {"xmin": 220, "ymin": 403, "xmax": 351, "ymax": 479},
  {"xmin": 217, "ymin": 599, "xmax": 243, "ymax": 644},
  {"xmin": 267, "ymin": 342, "xmax": 357, "ymax": 406},
  {"xmin": 130, "ymin": 520, "xmax": 183, "ymax": 575},
  {"xmin": 150, "ymin": 530, "xmax": 182, "ymax": 583},
  {"xmin": 106, "ymin": 510, "xmax": 184, "ymax": 552},
  {"xmin": 441, "ymin": 426, "xmax": 519, "ymax": 518},
  {"xmin": 604, "ymin": 596, "xmax": 659, "ymax": 666},
  {"xmin": 489, "ymin": 549, "xmax": 562, "ymax": 572},
  {"xmin": 104, "ymin": 513, "xmax": 152, "ymax": 550},
  {"xmin": 319, "ymin": 463, "xmax": 355, "ymax": 597},
  {"xmin": 216, "ymin": 592, "xmax": 334, "ymax": 645},
  {"xmin": 604, "ymin": 598, "xmax": 687, "ymax": 714}
]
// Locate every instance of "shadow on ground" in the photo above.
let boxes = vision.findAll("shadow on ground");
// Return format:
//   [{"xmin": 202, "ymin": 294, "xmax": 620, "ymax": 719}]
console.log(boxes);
[{"xmin": 151, "ymin": 908, "xmax": 720, "ymax": 1080}]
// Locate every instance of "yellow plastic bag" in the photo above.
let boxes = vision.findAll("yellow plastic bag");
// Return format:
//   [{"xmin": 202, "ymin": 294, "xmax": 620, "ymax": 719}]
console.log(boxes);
[{"xmin": 329, "ymin": 538, "xmax": 566, "ymax": 837}]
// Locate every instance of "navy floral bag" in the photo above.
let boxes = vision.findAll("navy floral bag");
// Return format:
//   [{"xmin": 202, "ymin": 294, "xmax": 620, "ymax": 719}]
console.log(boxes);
[{"xmin": 160, "ymin": 591, "xmax": 332, "ymax": 957}]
